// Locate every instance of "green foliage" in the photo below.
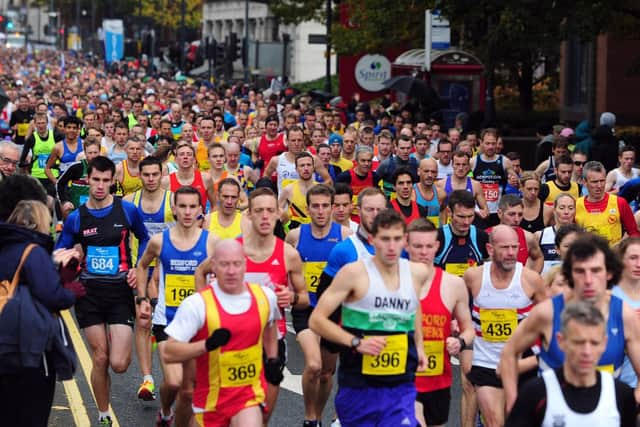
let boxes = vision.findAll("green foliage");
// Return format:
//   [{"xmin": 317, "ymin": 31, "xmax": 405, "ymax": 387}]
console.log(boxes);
[
  {"xmin": 292, "ymin": 75, "xmax": 339, "ymax": 95},
  {"xmin": 140, "ymin": 0, "xmax": 202, "ymax": 30},
  {"xmin": 269, "ymin": 0, "xmax": 325, "ymax": 25}
]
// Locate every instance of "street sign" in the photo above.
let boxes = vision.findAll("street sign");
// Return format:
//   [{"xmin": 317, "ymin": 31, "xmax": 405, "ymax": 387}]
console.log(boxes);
[{"xmin": 308, "ymin": 34, "xmax": 327, "ymax": 44}]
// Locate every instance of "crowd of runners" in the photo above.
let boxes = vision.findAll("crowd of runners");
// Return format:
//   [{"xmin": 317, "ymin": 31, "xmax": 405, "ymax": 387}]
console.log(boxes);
[{"xmin": 1, "ymin": 46, "xmax": 639, "ymax": 427}]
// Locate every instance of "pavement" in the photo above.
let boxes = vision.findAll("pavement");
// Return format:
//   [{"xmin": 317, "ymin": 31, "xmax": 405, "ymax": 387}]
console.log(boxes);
[{"xmin": 50, "ymin": 310, "xmax": 463, "ymax": 427}]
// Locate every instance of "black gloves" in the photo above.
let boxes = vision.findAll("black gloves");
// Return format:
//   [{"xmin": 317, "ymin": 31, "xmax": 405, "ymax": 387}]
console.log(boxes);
[
  {"xmin": 264, "ymin": 358, "xmax": 284, "ymax": 385},
  {"xmin": 205, "ymin": 328, "xmax": 231, "ymax": 352}
]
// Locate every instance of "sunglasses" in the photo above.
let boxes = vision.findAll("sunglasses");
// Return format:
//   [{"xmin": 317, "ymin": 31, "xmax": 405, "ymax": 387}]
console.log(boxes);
[{"xmin": 573, "ymin": 161, "xmax": 585, "ymax": 166}]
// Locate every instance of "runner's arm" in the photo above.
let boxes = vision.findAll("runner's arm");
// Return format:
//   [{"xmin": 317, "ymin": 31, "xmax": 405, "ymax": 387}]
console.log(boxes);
[
  {"xmin": 533, "ymin": 160, "xmax": 548, "ymax": 180},
  {"xmin": 19, "ymin": 135, "xmax": 35, "ymax": 169},
  {"xmin": 285, "ymin": 243, "xmax": 309, "ymax": 309},
  {"xmin": 263, "ymin": 156, "xmax": 278, "ymax": 179},
  {"xmin": 525, "ymin": 231, "xmax": 544, "ymax": 273},
  {"xmin": 135, "ymin": 234, "xmax": 162, "ymax": 299},
  {"xmin": 277, "ymin": 186, "xmax": 291, "ymax": 223},
  {"xmin": 451, "ymin": 275, "xmax": 475, "ymax": 353},
  {"xmin": 618, "ymin": 197, "xmax": 640, "ymax": 237},
  {"xmin": 605, "ymin": 169, "xmax": 617, "ymax": 192},
  {"xmin": 499, "ymin": 303, "xmax": 551, "ymax": 414},
  {"xmin": 313, "ymin": 155, "xmax": 333, "ymax": 186},
  {"xmin": 263, "ymin": 321, "xmax": 279, "ymax": 360},
  {"xmin": 55, "ymin": 210, "xmax": 81, "ymax": 249},
  {"xmin": 194, "ymin": 258, "xmax": 213, "ymax": 291},
  {"xmin": 472, "ymin": 180, "xmax": 490, "ymax": 218},
  {"xmin": 45, "ymin": 143, "xmax": 61, "ymax": 184},
  {"xmin": 621, "ymin": 302, "xmax": 640, "ymax": 403}
]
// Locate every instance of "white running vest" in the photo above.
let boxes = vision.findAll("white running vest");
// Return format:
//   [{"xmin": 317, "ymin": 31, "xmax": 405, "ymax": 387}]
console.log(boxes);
[
  {"xmin": 541, "ymin": 369, "xmax": 619, "ymax": 427},
  {"xmin": 471, "ymin": 262, "xmax": 533, "ymax": 369},
  {"xmin": 276, "ymin": 152, "xmax": 299, "ymax": 194}
]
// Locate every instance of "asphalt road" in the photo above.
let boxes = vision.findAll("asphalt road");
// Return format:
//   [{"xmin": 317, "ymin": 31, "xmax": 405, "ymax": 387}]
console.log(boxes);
[{"xmin": 49, "ymin": 310, "xmax": 464, "ymax": 427}]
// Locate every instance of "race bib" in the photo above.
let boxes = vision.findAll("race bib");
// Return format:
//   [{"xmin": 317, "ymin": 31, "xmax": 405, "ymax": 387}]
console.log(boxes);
[
  {"xmin": 17, "ymin": 123, "xmax": 29, "ymax": 137},
  {"xmin": 482, "ymin": 183, "xmax": 500, "ymax": 202},
  {"xmin": 416, "ymin": 340, "xmax": 444, "ymax": 377},
  {"xmin": 362, "ymin": 334, "xmax": 408, "ymax": 376},
  {"xmin": 445, "ymin": 263, "xmax": 470, "ymax": 277},
  {"xmin": 219, "ymin": 344, "xmax": 262, "ymax": 387},
  {"xmin": 86, "ymin": 246, "xmax": 119, "ymax": 275},
  {"xmin": 37, "ymin": 154, "xmax": 49, "ymax": 169},
  {"xmin": 479, "ymin": 308, "xmax": 517, "ymax": 342},
  {"xmin": 165, "ymin": 274, "xmax": 195, "ymax": 307},
  {"xmin": 304, "ymin": 261, "xmax": 325, "ymax": 294}
]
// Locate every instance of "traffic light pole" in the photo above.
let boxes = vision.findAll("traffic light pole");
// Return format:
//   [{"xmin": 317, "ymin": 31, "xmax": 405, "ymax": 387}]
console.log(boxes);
[{"xmin": 243, "ymin": 0, "xmax": 249, "ymax": 82}]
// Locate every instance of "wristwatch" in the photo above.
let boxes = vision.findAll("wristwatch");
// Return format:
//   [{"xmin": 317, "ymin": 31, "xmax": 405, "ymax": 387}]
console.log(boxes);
[
  {"xmin": 292, "ymin": 293, "xmax": 300, "ymax": 306},
  {"xmin": 135, "ymin": 296, "xmax": 150, "ymax": 305},
  {"xmin": 350, "ymin": 336, "xmax": 361, "ymax": 350},
  {"xmin": 458, "ymin": 336, "xmax": 470, "ymax": 351}
]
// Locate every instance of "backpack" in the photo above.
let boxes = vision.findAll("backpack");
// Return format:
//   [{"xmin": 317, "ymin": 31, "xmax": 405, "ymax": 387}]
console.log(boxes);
[{"xmin": 0, "ymin": 244, "xmax": 36, "ymax": 314}]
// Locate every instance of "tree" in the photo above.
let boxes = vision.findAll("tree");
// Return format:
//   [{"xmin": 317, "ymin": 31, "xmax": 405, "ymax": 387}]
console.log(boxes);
[{"xmin": 140, "ymin": 0, "xmax": 202, "ymax": 31}]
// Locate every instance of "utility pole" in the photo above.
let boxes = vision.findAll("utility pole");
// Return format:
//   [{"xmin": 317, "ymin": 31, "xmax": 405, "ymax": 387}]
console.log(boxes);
[
  {"xmin": 243, "ymin": 0, "xmax": 249, "ymax": 82},
  {"xmin": 325, "ymin": 0, "xmax": 332, "ymax": 93},
  {"xmin": 179, "ymin": 0, "xmax": 186, "ymax": 72}
]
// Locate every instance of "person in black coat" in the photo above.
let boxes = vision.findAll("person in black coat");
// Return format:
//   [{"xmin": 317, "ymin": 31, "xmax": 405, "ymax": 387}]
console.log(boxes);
[{"xmin": 0, "ymin": 200, "xmax": 83, "ymax": 427}]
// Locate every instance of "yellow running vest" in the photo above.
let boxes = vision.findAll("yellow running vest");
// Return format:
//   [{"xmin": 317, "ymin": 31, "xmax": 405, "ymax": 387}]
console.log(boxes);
[
  {"xmin": 208, "ymin": 211, "xmax": 243, "ymax": 239},
  {"xmin": 575, "ymin": 194, "xmax": 622, "ymax": 245}
]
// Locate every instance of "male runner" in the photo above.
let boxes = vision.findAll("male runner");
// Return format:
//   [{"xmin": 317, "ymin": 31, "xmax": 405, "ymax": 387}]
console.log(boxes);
[
  {"xmin": 332, "ymin": 183, "xmax": 359, "ymax": 233},
  {"xmin": 286, "ymin": 185, "xmax": 351, "ymax": 426},
  {"xmin": 470, "ymin": 129, "xmax": 513, "ymax": 227},
  {"xmin": 534, "ymin": 136, "xmax": 570, "ymax": 183},
  {"xmin": 539, "ymin": 154, "xmax": 580, "ymax": 206},
  {"xmin": 136, "ymin": 186, "xmax": 218, "ymax": 426},
  {"xmin": 278, "ymin": 152, "xmax": 317, "ymax": 229},
  {"xmin": 114, "ymin": 137, "xmax": 144, "ymax": 196},
  {"xmin": 500, "ymin": 234, "xmax": 640, "ymax": 412},
  {"xmin": 406, "ymin": 218, "xmax": 475, "ymax": 427},
  {"xmin": 162, "ymin": 142, "xmax": 216, "ymax": 213},
  {"xmin": 45, "ymin": 115, "xmax": 84, "ymax": 180},
  {"xmin": 464, "ymin": 225, "xmax": 547, "ymax": 427},
  {"xmin": 335, "ymin": 146, "xmax": 378, "ymax": 223},
  {"xmin": 124, "ymin": 156, "xmax": 175, "ymax": 401},
  {"xmin": 57, "ymin": 139, "xmax": 101, "ymax": 217},
  {"xmin": 505, "ymin": 301, "xmax": 636, "ymax": 427},
  {"xmin": 257, "ymin": 114, "xmax": 286, "ymax": 174},
  {"xmin": 202, "ymin": 178, "xmax": 243, "ymax": 239},
  {"xmin": 437, "ymin": 151, "xmax": 489, "ymax": 224},
  {"xmin": 162, "ymin": 239, "xmax": 281, "ymax": 427},
  {"xmin": 389, "ymin": 167, "xmax": 428, "ymax": 224},
  {"xmin": 56, "ymin": 156, "xmax": 149, "ymax": 426},
  {"xmin": 413, "ymin": 158, "xmax": 446, "ymax": 227},
  {"xmin": 309, "ymin": 209, "xmax": 428, "ymax": 427},
  {"xmin": 575, "ymin": 161, "xmax": 639, "ymax": 245},
  {"xmin": 605, "ymin": 145, "xmax": 639, "ymax": 193},
  {"xmin": 20, "ymin": 112, "xmax": 62, "ymax": 196},
  {"xmin": 194, "ymin": 117, "xmax": 215, "ymax": 171}
]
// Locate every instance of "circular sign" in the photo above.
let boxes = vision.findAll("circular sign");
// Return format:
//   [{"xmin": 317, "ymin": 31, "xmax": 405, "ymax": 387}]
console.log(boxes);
[{"xmin": 354, "ymin": 54, "xmax": 391, "ymax": 92}]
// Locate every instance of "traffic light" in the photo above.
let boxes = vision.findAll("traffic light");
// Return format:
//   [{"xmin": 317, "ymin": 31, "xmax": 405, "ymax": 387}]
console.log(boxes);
[
  {"xmin": 215, "ymin": 40, "xmax": 226, "ymax": 66},
  {"xmin": 6, "ymin": 18, "xmax": 14, "ymax": 31},
  {"xmin": 228, "ymin": 32, "xmax": 242, "ymax": 62}
]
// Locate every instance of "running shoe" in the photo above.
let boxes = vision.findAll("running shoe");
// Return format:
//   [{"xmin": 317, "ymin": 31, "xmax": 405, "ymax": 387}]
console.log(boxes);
[
  {"xmin": 137, "ymin": 379, "xmax": 156, "ymax": 401},
  {"xmin": 98, "ymin": 415, "xmax": 113, "ymax": 426},
  {"xmin": 156, "ymin": 410, "xmax": 174, "ymax": 427}
]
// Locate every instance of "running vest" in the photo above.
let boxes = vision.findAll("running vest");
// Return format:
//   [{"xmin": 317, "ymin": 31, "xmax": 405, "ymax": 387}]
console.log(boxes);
[
  {"xmin": 541, "ymin": 156, "xmax": 556, "ymax": 183},
  {"xmin": 416, "ymin": 268, "xmax": 453, "ymax": 392},
  {"xmin": 539, "ymin": 226, "xmax": 560, "ymax": 275},
  {"xmin": 444, "ymin": 176, "xmax": 474, "ymax": 196},
  {"xmin": 390, "ymin": 198, "xmax": 422, "ymax": 224},
  {"xmin": 169, "ymin": 170, "xmax": 208, "ymax": 212},
  {"xmin": 208, "ymin": 211, "xmax": 242, "ymax": 239},
  {"xmin": 538, "ymin": 294, "xmax": 626, "ymax": 374},
  {"xmin": 276, "ymin": 152, "xmax": 299, "ymax": 193},
  {"xmin": 155, "ymin": 229, "xmax": 209, "ymax": 325},
  {"xmin": 60, "ymin": 139, "xmax": 83, "ymax": 173},
  {"xmin": 32, "ymin": 131, "xmax": 58, "ymax": 179},
  {"xmin": 288, "ymin": 180, "xmax": 314, "ymax": 225},
  {"xmin": 69, "ymin": 160, "xmax": 89, "ymax": 208},
  {"xmin": 130, "ymin": 190, "xmax": 174, "ymax": 265},
  {"xmin": 471, "ymin": 262, "xmax": 533, "ymax": 369},
  {"xmin": 544, "ymin": 180, "xmax": 580, "ymax": 206},
  {"xmin": 258, "ymin": 133, "xmax": 286, "ymax": 173},
  {"xmin": 520, "ymin": 204, "xmax": 545, "ymax": 233},
  {"xmin": 575, "ymin": 194, "xmax": 623, "ymax": 245},
  {"xmin": 296, "ymin": 222, "xmax": 344, "ymax": 307},
  {"xmin": 108, "ymin": 144, "xmax": 127, "ymax": 165},
  {"xmin": 192, "ymin": 283, "xmax": 269, "ymax": 422},
  {"xmin": 541, "ymin": 370, "xmax": 619, "ymax": 427},
  {"xmin": 611, "ymin": 286, "xmax": 640, "ymax": 388},
  {"xmin": 77, "ymin": 197, "xmax": 131, "ymax": 284},
  {"xmin": 241, "ymin": 237, "xmax": 288, "ymax": 338},
  {"xmin": 120, "ymin": 159, "xmax": 142, "ymax": 195},
  {"xmin": 195, "ymin": 139, "xmax": 211, "ymax": 171},
  {"xmin": 413, "ymin": 183, "xmax": 440, "ymax": 227},
  {"xmin": 340, "ymin": 257, "xmax": 418, "ymax": 388},
  {"xmin": 434, "ymin": 224, "xmax": 483, "ymax": 277},
  {"xmin": 349, "ymin": 169, "xmax": 375, "ymax": 223},
  {"xmin": 472, "ymin": 154, "xmax": 507, "ymax": 213},
  {"xmin": 612, "ymin": 168, "xmax": 640, "ymax": 191}
]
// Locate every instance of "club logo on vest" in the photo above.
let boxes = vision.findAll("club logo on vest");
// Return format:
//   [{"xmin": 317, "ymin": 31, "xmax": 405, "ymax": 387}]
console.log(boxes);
[{"xmin": 83, "ymin": 227, "xmax": 98, "ymax": 236}]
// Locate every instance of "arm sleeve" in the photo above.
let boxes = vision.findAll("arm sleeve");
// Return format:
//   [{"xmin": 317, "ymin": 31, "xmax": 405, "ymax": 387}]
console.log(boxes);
[
  {"xmin": 504, "ymin": 378, "xmax": 546, "ymax": 427},
  {"xmin": 56, "ymin": 163, "xmax": 83, "ymax": 203},
  {"xmin": 538, "ymin": 183, "xmax": 550, "ymax": 201},
  {"xmin": 617, "ymin": 197, "xmax": 640, "ymax": 236},
  {"xmin": 55, "ymin": 211, "xmax": 81, "ymax": 249},
  {"xmin": 23, "ymin": 247, "xmax": 75, "ymax": 311},
  {"xmin": 19, "ymin": 136, "xmax": 36, "ymax": 166},
  {"xmin": 478, "ymin": 229, "xmax": 490, "ymax": 260}
]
